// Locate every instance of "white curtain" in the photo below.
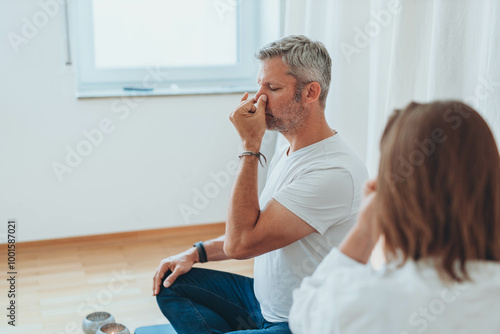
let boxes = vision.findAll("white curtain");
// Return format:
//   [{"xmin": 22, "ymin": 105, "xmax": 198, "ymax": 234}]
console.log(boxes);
[{"xmin": 283, "ymin": 0, "xmax": 500, "ymax": 176}]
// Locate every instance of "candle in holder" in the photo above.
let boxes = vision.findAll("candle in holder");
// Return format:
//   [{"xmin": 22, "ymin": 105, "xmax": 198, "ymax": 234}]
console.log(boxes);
[
  {"xmin": 82, "ymin": 312, "xmax": 115, "ymax": 334},
  {"xmin": 97, "ymin": 323, "xmax": 130, "ymax": 334}
]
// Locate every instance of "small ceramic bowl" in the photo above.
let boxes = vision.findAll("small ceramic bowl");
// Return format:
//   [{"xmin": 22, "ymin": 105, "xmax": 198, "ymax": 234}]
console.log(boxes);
[
  {"xmin": 96, "ymin": 323, "xmax": 131, "ymax": 334},
  {"xmin": 82, "ymin": 312, "xmax": 115, "ymax": 334}
]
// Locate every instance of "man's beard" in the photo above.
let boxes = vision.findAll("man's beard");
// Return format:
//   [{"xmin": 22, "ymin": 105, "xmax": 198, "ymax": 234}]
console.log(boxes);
[{"xmin": 265, "ymin": 98, "xmax": 307, "ymax": 135}]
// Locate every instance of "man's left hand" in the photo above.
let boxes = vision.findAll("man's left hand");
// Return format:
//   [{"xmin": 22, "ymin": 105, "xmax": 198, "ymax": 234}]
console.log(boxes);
[{"xmin": 229, "ymin": 92, "xmax": 267, "ymax": 151}]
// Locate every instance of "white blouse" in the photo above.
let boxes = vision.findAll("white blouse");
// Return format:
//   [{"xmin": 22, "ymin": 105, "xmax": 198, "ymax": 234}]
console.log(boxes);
[{"xmin": 289, "ymin": 248, "xmax": 500, "ymax": 334}]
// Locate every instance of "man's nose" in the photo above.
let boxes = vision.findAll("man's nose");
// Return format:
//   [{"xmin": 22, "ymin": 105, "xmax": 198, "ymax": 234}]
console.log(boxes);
[{"xmin": 254, "ymin": 87, "xmax": 265, "ymax": 101}]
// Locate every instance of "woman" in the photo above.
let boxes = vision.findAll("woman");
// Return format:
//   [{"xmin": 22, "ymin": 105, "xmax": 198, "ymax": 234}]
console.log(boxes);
[{"xmin": 289, "ymin": 101, "xmax": 500, "ymax": 334}]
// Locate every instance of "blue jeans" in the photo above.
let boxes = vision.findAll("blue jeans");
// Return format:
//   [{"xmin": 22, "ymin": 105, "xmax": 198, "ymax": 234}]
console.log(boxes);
[{"xmin": 156, "ymin": 268, "xmax": 291, "ymax": 334}]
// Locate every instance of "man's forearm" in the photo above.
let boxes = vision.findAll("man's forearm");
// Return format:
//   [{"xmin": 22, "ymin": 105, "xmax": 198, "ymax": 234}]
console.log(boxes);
[
  {"xmin": 203, "ymin": 235, "xmax": 230, "ymax": 261},
  {"xmin": 186, "ymin": 235, "xmax": 229, "ymax": 263},
  {"xmin": 224, "ymin": 154, "xmax": 261, "ymax": 258}
]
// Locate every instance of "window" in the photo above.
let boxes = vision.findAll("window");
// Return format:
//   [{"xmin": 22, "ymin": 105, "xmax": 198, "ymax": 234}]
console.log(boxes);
[{"xmin": 74, "ymin": 0, "xmax": 281, "ymax": 98}]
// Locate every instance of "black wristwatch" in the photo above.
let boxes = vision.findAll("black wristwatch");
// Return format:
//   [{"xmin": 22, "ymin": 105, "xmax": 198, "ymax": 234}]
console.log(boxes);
[{"xmin": 193, "ymin": 241, "xmax": 208, "ymax": 263}]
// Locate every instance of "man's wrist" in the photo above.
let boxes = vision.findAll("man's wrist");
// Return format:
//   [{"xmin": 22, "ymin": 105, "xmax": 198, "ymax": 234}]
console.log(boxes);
[
  {"xmin": 185, "ymin": 246, "xmax": 200, "ymax": 264},
  {"xmin": 242, "ymin": 141, "xmax": 261, "ymax": 152}
]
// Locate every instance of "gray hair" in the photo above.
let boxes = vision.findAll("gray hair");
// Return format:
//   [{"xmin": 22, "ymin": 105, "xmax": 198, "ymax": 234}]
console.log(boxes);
[{"xmin": 255, "ymin": 35, "xmax": 332, "ymax": 108}]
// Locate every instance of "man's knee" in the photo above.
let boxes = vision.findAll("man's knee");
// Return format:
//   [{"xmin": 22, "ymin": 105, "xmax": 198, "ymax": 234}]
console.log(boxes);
[
  {"xmin": 156, "ymin": 268, "xmax": 205, "ymax": 298},
  {"xmin": 156, "ymin": 271, "xmax": 177, "ymax": 300}
]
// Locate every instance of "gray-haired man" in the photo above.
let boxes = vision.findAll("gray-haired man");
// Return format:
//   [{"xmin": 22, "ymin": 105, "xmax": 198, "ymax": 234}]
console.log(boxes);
[{"xmin": 153, "ymin": 35, "xmax": 368, "ymax": 333}]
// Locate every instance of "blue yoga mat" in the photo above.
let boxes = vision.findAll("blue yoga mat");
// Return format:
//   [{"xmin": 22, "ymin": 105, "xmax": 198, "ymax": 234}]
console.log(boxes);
[{"xmin": 134, "ymin": 324, "xmax": 177, "ymax": 334}]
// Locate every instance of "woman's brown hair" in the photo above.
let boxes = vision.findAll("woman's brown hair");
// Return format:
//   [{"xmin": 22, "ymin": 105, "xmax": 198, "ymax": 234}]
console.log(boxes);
[{"xmin": 376, "ymin": 101, "xmax": 500, "ymax": 282}]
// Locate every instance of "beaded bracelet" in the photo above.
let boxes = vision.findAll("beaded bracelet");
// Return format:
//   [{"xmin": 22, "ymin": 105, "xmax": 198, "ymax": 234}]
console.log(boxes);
[{"xmin": 239, "ymin": 151, "xmax": 268, "ymax": 167}]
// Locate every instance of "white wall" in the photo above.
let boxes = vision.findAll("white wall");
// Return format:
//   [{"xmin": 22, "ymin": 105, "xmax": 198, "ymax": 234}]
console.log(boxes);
[
  {"xmin": 0, "ymin": 0, "xmax": 372, "ymax": 243},
  {"xmin": 0, "ymin": 0, "xmax": 278, "ymax": 242}
]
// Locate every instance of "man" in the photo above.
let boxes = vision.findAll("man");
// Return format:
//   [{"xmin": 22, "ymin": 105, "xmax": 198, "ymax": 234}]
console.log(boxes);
[{"xmin": 153, "ymin": 35, "xmax": 368, "ymax": 333}]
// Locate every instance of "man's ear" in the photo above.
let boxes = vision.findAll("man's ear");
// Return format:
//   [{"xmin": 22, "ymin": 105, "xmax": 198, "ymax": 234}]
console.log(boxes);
[{"xmin": 303, "ymin": 82, "xmax": 321, "ymax": 104}]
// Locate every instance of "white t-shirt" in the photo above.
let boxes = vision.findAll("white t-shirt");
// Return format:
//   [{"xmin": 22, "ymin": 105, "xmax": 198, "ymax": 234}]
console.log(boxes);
[
  {"xmin": 254, "ymin": 134, "xmax": 368, "ymax": 323},
  {"xmin": 290, "ymin": 248, "xmax": 500, "ymax": 334}
]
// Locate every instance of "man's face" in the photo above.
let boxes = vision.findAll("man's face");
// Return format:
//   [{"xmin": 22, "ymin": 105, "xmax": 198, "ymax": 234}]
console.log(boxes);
[{"xmin": 256, "ymin": 57, "xmax": 306, "ymax": 134}]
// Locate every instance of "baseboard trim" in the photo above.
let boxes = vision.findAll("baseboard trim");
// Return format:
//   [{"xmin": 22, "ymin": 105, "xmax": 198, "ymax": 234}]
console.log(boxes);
[{"xmin": 8, "ymin": 222, "xmax": 225, "ymax": 249}]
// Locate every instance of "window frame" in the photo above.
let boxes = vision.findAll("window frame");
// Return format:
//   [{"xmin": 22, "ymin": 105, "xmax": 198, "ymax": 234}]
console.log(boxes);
[{"xmin": 74, "ymin": 0, "xmax": 268, "ymax": 98}]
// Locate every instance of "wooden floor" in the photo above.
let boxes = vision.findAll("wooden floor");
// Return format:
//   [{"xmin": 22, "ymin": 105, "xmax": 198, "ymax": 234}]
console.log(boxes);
[{"xmin": 0, "ymin": 223, "xmax": 253, "ymax": 334}]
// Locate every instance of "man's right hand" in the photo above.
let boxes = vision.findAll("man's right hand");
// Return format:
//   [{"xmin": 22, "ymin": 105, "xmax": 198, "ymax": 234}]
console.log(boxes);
[{"xmin": 153, "ymin": 248, "xmax": 199, "ymax": 296}]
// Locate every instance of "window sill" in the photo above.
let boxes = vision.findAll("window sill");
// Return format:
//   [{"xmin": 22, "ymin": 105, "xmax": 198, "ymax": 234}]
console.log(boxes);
[{"xmin": 76, "ymin": 85, "xmax": 259, "ymax": 99}]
